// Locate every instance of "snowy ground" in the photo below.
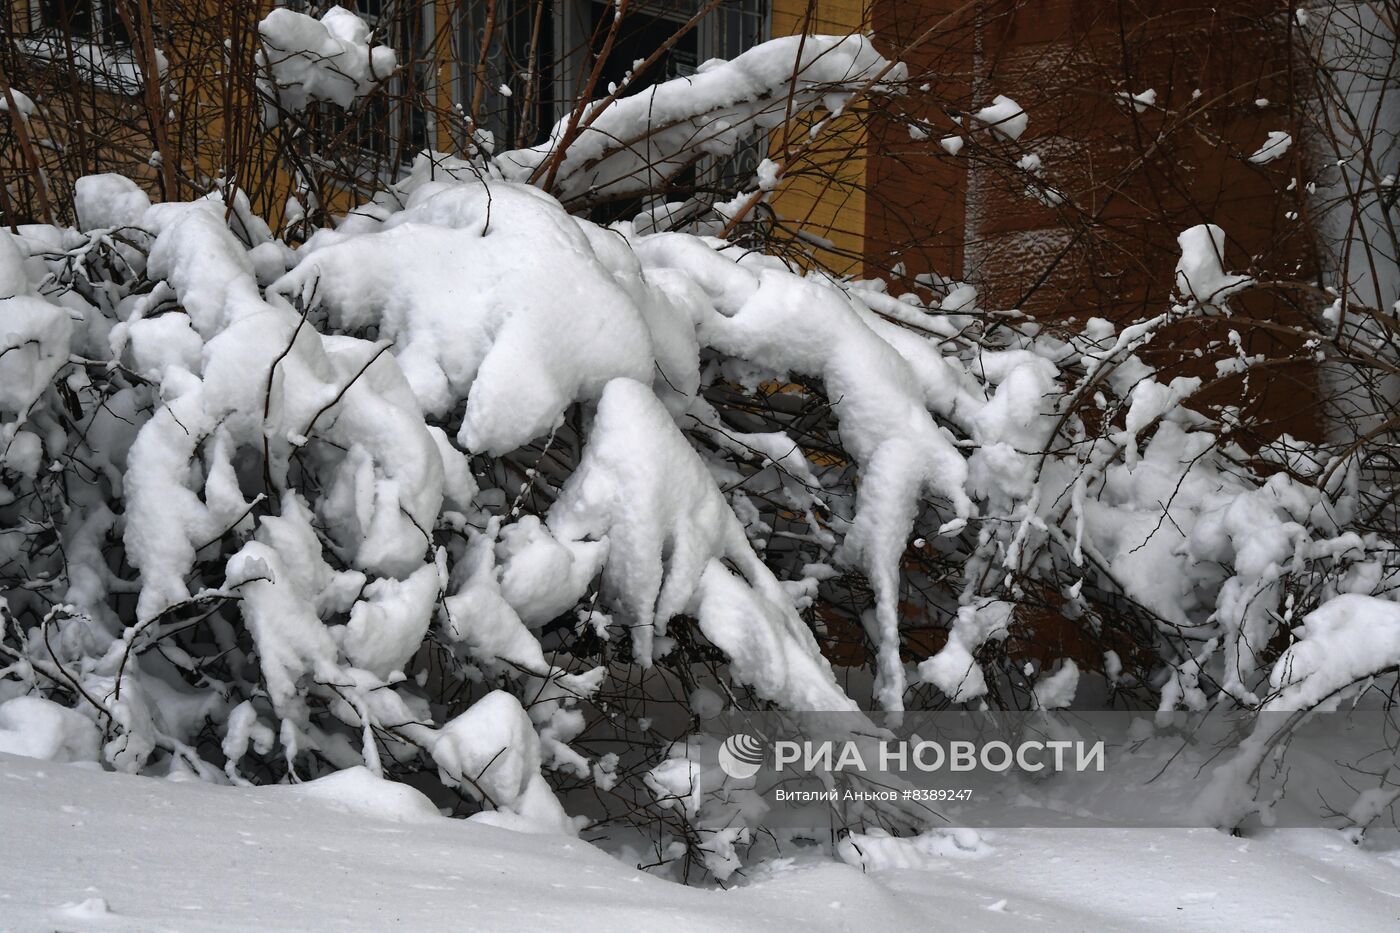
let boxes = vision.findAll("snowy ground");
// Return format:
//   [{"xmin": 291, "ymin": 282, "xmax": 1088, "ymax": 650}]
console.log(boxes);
[{"xmin": 3, "ymin": 753, "xmax": 1399, "ymax": 932}]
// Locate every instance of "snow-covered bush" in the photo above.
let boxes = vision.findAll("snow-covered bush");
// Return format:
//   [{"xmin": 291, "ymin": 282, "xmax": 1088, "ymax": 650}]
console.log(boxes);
[{"xmin": 3, "ymin": 21, "xmax": 1400, "ymax": 879}]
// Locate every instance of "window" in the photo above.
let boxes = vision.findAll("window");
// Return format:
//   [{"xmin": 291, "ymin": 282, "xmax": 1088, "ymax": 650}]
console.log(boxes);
[
  {"xmin": 586, "ymin": 0, "xmax": 702, "ymax": 95},
  {"xmin": 318, "ymin": 1, "xmax": 433, "ymax": 178},
  {"xmin": 566, "ymin": 1, "xmax": 770, "ymax": 219},
  {"xmin": 21, "ymin": 0, "xmax": 153, "ymax": 97},
  {"xmin": 455, "ymin": 0, "xmax": 559, "ymax": 152},
  {"xmin": 457, "ymin": 0, "xmax": 767, "ymax": 152},
  {"xmin": 35, "ymin": 0, "xmax": 131, "ymax": 46}
]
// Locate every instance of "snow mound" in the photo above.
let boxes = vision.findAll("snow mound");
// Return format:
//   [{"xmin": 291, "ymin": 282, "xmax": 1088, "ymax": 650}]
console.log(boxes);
[
  {"xmin": 7, "ymin": 754, "xmax": 1397, "ymax": 932},
  {"xmin": 74, "ymin": 173, "xmax": 153, "ymax": 231},
  {"xmin": 281, "ymin": 766, "xmax": 443, "ymax": 823},
  {"xmin": 0, "ymin": 696, "xmax": 101, "ymax": 763}
]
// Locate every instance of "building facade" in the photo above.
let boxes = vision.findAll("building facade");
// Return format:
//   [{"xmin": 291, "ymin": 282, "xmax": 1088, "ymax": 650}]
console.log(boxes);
[{"xmin": 4, "ymin": 0, "xmax": 1325, "ymax": 426}]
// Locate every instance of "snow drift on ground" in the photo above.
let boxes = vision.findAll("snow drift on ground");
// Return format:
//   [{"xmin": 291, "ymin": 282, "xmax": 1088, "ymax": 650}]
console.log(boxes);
[{"xmin": 1, "ymin": 753, "xmax": 1397, "ymax": 932}]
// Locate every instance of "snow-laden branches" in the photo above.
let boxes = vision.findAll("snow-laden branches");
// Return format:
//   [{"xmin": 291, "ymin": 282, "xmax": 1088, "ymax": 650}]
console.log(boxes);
[
  {"xmin": 496, "ymin": 34, "xmax": 905, "ymax": 207},
  {"xmin": 4, "ymin": 162, "xmax": 1398, "ymax": 862},
  {"xmin": 3, "ymin": 16, "xmax": 1400, "ymax": 877},
  {"xmin": 256, "ymin": 6, "xmax": 397, "ymax": 124}
]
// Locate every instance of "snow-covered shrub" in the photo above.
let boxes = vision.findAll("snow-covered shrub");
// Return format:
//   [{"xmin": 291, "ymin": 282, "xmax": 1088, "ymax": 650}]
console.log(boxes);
[{"xmin": 3, "ymin": 25, "xmax": 1400, "ymax": 878}]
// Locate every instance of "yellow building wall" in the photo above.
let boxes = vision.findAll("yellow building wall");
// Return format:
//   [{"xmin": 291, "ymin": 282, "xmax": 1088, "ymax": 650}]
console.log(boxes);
[
  {"xmin": 6, "ymin": 0, "xmax": 870, "ymax": 267},
  {"xmin": 767, "ymin": 0, "xmax": 870, "ymax": 277}
]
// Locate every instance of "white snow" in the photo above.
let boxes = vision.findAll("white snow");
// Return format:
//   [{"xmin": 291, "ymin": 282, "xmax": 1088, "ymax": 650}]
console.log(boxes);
[
  {"xmin": 0, "ymin": 235, "xmax": 74, "ymax": 417},
  {"xmin": 256, "ymin": 6, "xmax": 397, "ymax": 122},
  {"xmin": 0, "ymin": 87, "xmax": 35, "ymax": 118},
  {"xmin": 1174, "ymin": 223, "xmax": 1254, "ymax": 305},
  {"xmin": 1264, "ymin": 594, "xmax": 1400, "ymax": 710},
  {"xmin": 274, "ymin": 180, "xmax": 686, "ymax": 455},
  {"xmin": 432, "ymin": 691, "xmax": 577, "ymax": 835},
  {"xmin": 2, "ymin": 753, "xmax": 1398, "ymax": 932},
  {"xmin": 972, "ymin": 95, "xmax": 1028, "ymax": 141},
  {"xmin": 547, "ymin": 378, "xmax": 857, "ymax": 711},
  {"xmin": 756, "ymin": 158, "xmax": 782, "ymax": 191},
  {"xmin": 1248, "ymin": 131, "xmax": 1293, "ymax": 165},
  {"xmin": 1118, "ymin": 88, "xmax": 1157, "ymax": 112},
  {"xmin": 0, "ymin": 697, "xmax": 99, "ymax": 762},
  {"xmin": 918, "ymin": 600, "xmax": 1013, "ymax": 702},
  {"xmin": 75, "ymin": 174, "xmax": 152, "ymax": 230},
  {"xmin": 1031, "ymin": 659, "xmax": 1080, "ymax": 709},
  {"xmin": 5, "ymin": 153, "xmax": 1396, "ymax": 866}
]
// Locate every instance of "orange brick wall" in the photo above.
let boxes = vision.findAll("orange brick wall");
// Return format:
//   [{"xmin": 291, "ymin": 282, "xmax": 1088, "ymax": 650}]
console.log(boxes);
[{"xmin": 864, "ymin": 0, "xmax": 1322, "ymax": 440}]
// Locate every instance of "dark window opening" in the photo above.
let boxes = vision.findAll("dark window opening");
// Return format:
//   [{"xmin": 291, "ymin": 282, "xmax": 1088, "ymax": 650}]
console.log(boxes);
[
  {"xmin": 38, "ymin": 0, "xmax": 131, "ymax": 45},
  {"xmin": 585, "ymin": 2, "xmax": 702, "ymax": 222},
  {"xmin": 587, "ymin": 1, "xmax": 699, "ymax": 98},
  {"xmin": 459, "ymin": 0, "xmax": 560, "ymax": 152},
  {"xmin": 318, "ymin": 0, "xmax": 428, "ymax": 174}
]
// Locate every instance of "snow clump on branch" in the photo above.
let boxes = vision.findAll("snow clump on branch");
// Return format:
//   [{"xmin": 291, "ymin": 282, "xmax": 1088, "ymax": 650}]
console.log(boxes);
[{"xmin": 256, "ymin": 5, "xmax": 397, "ymax": 124}]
